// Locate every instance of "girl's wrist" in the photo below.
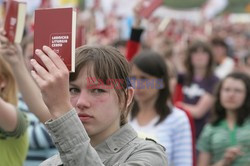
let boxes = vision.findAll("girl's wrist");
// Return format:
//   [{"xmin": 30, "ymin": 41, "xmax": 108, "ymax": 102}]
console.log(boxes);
[{"xmin": 50, "ymin": 103, "xmax": 73, "ymax": 120}]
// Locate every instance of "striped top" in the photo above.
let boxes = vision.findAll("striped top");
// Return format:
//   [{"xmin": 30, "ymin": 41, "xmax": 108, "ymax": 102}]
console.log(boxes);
[
  {"xmin": 130, "ymin": 107, "xmax": 193, "ymax": 166},
  {"xmin": 18, "ymin": 94, "xmax": 57, "ymax": 161},
  {"xmin": 197, "ymin": 119, "xmax": 250, "ymax": 165}
]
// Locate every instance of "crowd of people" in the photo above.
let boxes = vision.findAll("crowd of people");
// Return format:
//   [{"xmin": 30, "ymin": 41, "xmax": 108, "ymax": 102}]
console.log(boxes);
[{"xmin": 0, "ymin": 0, "xmax": 250, "ymax": 166}]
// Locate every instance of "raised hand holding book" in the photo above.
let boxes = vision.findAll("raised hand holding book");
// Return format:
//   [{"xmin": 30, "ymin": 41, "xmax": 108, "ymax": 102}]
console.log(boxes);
[
  {"xmin": 139, "ymin": 0, "xmax": 163, "ymax": 19},
  {"xmin": 4, "ymin": 0, "xmax": 27, "ymax": 43}
]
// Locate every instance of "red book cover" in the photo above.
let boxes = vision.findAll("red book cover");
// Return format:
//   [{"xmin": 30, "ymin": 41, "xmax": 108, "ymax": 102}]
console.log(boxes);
[
  {"xmin": 34, "ymin": 7, "xmax": 76, "ymax": 72},
  {"xmin": 4, "ymin": 0, "xmax": 27, "ymax": 43},
  {"xmin": 76, "ymin": 24, "xmax": 86, "ymax": 48},
  {"xmin": 139, "ymin": 0, "xmax": 163, "ymax": 19}
]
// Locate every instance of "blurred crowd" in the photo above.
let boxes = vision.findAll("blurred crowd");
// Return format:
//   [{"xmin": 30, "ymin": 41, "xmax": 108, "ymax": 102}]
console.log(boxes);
[{"xmin": 0, "ymin": 0, "xmax": 250, "ymax": 166}]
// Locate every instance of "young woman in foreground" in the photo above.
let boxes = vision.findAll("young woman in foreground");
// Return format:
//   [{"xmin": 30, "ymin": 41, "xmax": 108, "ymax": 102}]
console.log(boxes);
[{"xmin": 0, "ymin": 30, "xmax": 168, "ymax": 165}]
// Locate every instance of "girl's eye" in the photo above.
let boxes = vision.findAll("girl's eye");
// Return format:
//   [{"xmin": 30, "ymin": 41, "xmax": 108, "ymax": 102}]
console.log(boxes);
[
  {"xmin": 69, "ymin": 87, "xmax": 80, "ymax": 95},
  {"xmin": 91, "ymin": 89, "xmax": 106, "ymax": 94}
]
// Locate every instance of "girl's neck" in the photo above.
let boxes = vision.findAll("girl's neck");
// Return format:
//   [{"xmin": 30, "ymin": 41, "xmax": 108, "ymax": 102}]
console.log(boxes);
[
  {"xmin": 226, "ymin": 110, "xmax": 236, "ymax": 130},
  {"xmin": 90, "ymin": 119, "xmax": 120, "ymax": 147},
  {"xmin": 137, "ymin": 98, "xmax": 156, "ymax": 113},
  {"xmin": 194, "ymin": 67, "xmax": 206, "ymax": 80},
  {"xmin": 136, "ymin": 99, "xmax": 158, "ymax": 126}
]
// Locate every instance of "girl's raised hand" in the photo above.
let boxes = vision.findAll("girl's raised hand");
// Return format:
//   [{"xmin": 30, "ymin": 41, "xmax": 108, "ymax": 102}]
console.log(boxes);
[
  {"xmin": 31, "ymin": 46, "xmax": 73, "ymax": 119},
  {"xmin": 0, "ymin": 29, "xmax": 24, "ymax": 66}
]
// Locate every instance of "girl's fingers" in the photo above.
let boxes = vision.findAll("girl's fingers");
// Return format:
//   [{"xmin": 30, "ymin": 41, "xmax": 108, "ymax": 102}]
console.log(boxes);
[
  {"xmin": 0, "ymin": 48, "xmax": 15, "ymax": 56},
  {"xmin": 7, "ymin": 45, "xmax": 18, "ymax": 53},
  {"xmin": 42, "ymin": 46, "xmax": 68, "ymax": 71},
  {"xmin": 35, "ymin": 49, "xmax": 58, "ymax": 73},
  {"xmin": 0, "ymin": 28, "xmax": 6, "ymax": 35},
  {"xmin": 0, "ymin": 33, "xmax": 8, "ymax": 44},
  {"xmin": 30, "ymin": 70, "xmax": 47, "ymax": 88},
  {"xmin": 30, "ymin": 59, "xmax": 50, "ymax": 80}
]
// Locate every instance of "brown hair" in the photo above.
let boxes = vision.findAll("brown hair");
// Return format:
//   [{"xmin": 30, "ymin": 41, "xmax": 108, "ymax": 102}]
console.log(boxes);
[
  {"xmin": 0, "ymin": 56, "xmax": 18, "ymax": 105},
  {"xmin": 185, "ymin": 40, "xmax": 214, "ymax": 85},
  {"xmin": 130, "ymin": 50, "xmax": 172, "ymax": 125},
  {"xmin": 211, "ymin": 37, "xmax": 228, "ymax": 50},
  {"xmin": 70, "ymin": 45, "xmax": 133, "ymax": 126}
]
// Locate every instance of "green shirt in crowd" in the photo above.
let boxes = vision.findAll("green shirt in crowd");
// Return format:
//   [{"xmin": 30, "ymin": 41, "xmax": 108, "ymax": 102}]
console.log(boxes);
[
  {"xmin": 0, "ymin": 110, "xmax": 29, "ymax": 166},
  {"xmin": 197, "ymin": 119, "xmax": 250, "ymax": 166}
]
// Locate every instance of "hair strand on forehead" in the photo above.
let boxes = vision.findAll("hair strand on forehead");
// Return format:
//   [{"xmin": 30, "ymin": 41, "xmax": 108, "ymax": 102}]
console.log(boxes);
[{"xmin": 0, "ymin": 56, "xmax": 18, "ymax": 105}]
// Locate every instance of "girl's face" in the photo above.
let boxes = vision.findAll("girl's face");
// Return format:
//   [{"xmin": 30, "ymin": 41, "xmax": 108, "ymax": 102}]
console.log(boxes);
[
  {"xmin": 191, "ymin": 49, "xmax": 210, "ymax": 69},
  {"xmin": 69, "ymin": 66, "xmax": 122, "ymax": 139},
  {"xmin": 130, "ymin": 65, "xmax": 160, "ymax": 103},
  {"xmin": 220, "ymin": 77, "xmax": 246, "ymax": 112},
  {"xmin": 212, "ymin": 45, "xmax": 225, "ymax": 63}
]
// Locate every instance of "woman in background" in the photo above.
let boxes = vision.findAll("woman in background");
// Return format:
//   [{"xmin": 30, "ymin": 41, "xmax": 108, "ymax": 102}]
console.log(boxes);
[
  {"xmin": 129, "ymin": 50, "xmax": 193, "ymax": 166},
  {"xmin": 176, "ymin": 41, "xmax": 219, "ymax": 140},
  {"xmin": 197, "ymin": 72, "xmax": 250, "ymax": 166},
  {"xmin": 0, "ymin": 55, "xmax": 28, "ymax": 166}
]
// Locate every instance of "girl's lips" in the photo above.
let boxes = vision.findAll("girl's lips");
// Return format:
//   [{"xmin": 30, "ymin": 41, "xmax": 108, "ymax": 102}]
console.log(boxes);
[
  {"xmin": 78, "ymin": 113, "xmax": 94, "ymax": 122},
  {"xmin": 224, "ymin": 100, "xmax": 236, "ymax": 103}
]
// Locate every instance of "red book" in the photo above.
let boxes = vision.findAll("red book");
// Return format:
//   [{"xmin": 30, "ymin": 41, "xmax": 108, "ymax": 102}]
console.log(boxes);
[
  {"xmin": 139, "ymin": 0, "xmax": 163, "ymax": 19},
  {"xmin": 4, "ymin": 0, "xmax": 27, "ymax": 43},
  {"xmin": 34, "ymin": 7, "xmax": 76, "ymax": 72}
]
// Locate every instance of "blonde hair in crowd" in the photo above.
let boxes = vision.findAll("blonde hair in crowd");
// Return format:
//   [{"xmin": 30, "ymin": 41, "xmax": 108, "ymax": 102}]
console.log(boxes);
[{"xmin": 0, "ymin": 56, "xmax": 18, "ymax": 106}]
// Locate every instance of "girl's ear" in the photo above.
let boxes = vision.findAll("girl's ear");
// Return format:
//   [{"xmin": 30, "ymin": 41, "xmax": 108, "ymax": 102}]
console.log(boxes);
[
  {"xmin": 126, "ymin": 87, "xmax": 134, "ymax": 107},
  {"xmin": 0, "ymin": 78, "xmax": 6, "ymax": 92}
]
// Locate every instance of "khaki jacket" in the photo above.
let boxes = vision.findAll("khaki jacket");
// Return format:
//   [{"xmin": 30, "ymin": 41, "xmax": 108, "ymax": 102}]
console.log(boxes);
[{"xmin": 40, "ymin": 109, "xmax": 168, "ymax": 166}]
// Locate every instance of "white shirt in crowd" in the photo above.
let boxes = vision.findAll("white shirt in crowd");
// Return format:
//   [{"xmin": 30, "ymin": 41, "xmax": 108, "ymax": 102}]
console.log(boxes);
[
  {"xmin": 215, "ymin": 57, "xmax": 235, "ymax": 79},
  {"xmin": 130, "ymin": 107, "xmax": 193, "ymax": 166}
]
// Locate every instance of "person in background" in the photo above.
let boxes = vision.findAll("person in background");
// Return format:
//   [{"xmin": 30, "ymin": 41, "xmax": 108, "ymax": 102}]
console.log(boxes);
[
  {"xmin": 126, "ymin": 1, "xmax": 177, "ymax": 96},
  {"xmin": 176, "ymin": 41, "xmax": 219, "ymax": 140},
  {"xmin": 0, "ymin": 27, "xmax": 51, "ymax": 165},
  {"xmin": 235, "ymin": 51, "xmax": 250, "ymax": 77},
  {"xmin": 129, "ymin": 50, "xmax": 193, "ymax": 166},
  {"xmin": 0, "ymin": 55, "xmax": 28, "ymax": 166},
  {"xmin": 211, "ymin": 37, "xmax": 235, "ymax": 79},
  {"xmin": 197, "ymin": 72, "xmax": 250, "ymax": 166},
  {"xmin": 111, "ymin": 39, "xmax": 127, "ymax": 56}
]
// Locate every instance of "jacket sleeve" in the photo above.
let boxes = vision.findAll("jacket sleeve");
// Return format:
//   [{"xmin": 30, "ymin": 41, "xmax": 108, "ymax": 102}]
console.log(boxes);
[
  {"xmin": 45, "ymin": 109, "xmax": 168, "ymax": 166},
  {"xmin": 126, "ymin": 28, "xmax": 144, "ymax": 61},
  {"xmin": 45, "ymin": 109, "xmax": 104, "ymax": 166},
  {"xmin": 0, "ymin": 109, "xmax": 28, "ymax": 139}
]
